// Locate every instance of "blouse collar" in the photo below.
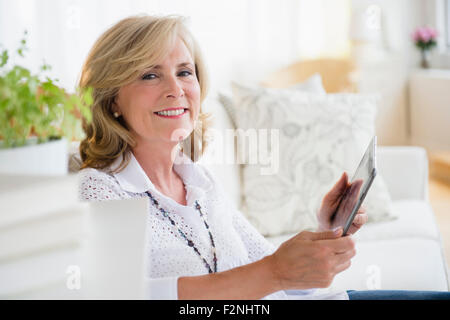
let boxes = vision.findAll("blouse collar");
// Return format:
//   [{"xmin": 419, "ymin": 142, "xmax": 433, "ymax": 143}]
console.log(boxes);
[{"xmin": 110, "ymin": 150, "xmax": 213, "ymax": 207}]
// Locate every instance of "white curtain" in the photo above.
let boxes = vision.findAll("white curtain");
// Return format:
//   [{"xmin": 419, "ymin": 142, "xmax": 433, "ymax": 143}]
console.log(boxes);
[{"xmin": 0, "ymin": 0, "xmax": 351, "ymax": 96}]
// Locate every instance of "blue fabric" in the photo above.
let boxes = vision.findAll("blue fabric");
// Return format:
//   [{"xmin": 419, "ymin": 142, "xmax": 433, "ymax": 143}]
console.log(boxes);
[{"xmin": 347, "ymin": 290, "xmax": 450, "ymax": 300}]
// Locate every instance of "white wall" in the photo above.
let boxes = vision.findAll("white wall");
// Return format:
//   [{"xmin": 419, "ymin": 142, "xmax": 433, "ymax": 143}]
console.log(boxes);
[
  {"xmin": 409, "ymin": 69, "xmax": 450, "ymax": 151},
  {"xmin": 0, "ymin": 0, "xmax": 350, "ymax": 93},
  {"xmin": 349, "ymin": 0, "xmax": 432, "ymax": 146}
]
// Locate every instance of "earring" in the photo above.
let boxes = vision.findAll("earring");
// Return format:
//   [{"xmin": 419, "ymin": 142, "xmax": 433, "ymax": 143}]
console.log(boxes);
[{"xmin": 113, "ymin": 112, "xmax": 120, "ymax": 118}]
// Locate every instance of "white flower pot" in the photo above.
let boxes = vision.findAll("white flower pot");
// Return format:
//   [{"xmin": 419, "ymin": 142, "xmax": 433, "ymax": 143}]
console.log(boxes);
[{"xmin": 0, "ymin": 138, "xmax": 68, "ymax": 176}]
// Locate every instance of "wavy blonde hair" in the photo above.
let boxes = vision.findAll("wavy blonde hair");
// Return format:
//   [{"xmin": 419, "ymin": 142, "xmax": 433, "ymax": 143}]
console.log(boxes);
[{"xmin": 79, "ymin": 14, "xmax": 212, "ymax": 172}]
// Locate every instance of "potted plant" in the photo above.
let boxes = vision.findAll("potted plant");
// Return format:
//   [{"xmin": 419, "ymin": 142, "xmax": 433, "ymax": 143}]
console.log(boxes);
[
  {"xmin": 0, "ymin": 31, "xmax": 92, "ymax": 175},
  {"xmin": 412, "ymin": 26, "xmax": 438, "ymax": 69}
]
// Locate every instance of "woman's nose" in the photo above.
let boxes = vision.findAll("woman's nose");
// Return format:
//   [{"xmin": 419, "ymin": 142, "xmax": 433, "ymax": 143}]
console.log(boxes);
[{"xmin": 165, "ymin": 76, "xmax": 184, "ymax": 98}]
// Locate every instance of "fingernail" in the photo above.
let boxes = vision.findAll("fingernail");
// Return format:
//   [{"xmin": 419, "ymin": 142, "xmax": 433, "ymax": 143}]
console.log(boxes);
[{"xmin": 333, "ymin": 227, "xmax": 342, "ymax": 235}]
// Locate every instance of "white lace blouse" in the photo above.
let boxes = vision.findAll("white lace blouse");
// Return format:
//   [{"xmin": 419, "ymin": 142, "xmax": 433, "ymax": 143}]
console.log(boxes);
[{"xmin": 78, "ymin": 150, "xmax": 348, "ymax": 300}]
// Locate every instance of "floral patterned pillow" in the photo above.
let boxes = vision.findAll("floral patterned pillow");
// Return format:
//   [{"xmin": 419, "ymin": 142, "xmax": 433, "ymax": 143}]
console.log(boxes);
[
  {"xmin": 230, "ymin": 83, "xmax": 396, "ymax": 237},
  {"xmin": 218, "ymin": 74, "xmax": 326, "ymax": 129}
]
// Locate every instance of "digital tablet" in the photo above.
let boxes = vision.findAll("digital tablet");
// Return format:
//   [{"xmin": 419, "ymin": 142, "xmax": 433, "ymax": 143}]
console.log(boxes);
[{"xmin": 330, "ymin": 136, "xmax": 377, "ymax": 236}]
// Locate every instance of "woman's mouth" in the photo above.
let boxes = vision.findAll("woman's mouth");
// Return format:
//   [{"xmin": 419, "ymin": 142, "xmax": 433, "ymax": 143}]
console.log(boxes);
[{"xmin": 154, "ymin": 107, "xmax": 189, "ymax": 118}]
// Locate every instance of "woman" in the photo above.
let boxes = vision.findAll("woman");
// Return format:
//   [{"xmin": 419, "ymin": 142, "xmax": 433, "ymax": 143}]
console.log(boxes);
[{"xmin": 78, "ymin": 14, "xmax": 449, "ymax": 300}]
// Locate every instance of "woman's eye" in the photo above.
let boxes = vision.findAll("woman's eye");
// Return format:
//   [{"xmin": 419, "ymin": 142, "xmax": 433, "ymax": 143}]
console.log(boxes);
[
  {"xmin": 142, "ymin": 73, "xmax": 157, "ymax": 80},
  {"xmin": 179, "ymin": 70, "xmax": 192, "ymax": 77},
  {"xmin": 141, "ymin": 70, "xmax": 192, "ymax": 80}
]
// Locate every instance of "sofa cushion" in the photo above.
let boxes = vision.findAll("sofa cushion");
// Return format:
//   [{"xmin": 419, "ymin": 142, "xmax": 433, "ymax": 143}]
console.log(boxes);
[
  {"xmin": 266, "ymin": 234, "xmax": 448, "ymax": 291},
  {"xmin": 331, "ymin": 238, "xmax": 449, "ymax": 291},
  {"xmin": 218, "ymin": 73, "xmax": 326, "ymax": 128},
  {"xmin": 353, "ymin": 200, "xmax": 442, "ymax": 242},
  {"xmin": 200, "ymin": 96, "xmax": 243, "ymax": 208},
  {"xmin": 228, "ymin": 84, "xmax": 396, "ymax": 236},
  {"xmin": 267, "ymin": 200, "xmax": 441, "ymax": 244}
]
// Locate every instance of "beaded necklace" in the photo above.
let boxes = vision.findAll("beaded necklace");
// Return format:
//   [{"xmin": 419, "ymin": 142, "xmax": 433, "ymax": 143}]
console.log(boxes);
[{"xmin": 146, "ymin": 190, "xmax": 218, "ymax": 274}]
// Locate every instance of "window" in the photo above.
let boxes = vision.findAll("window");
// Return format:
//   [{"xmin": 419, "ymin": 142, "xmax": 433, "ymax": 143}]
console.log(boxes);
[{"xmin": 446, "ymin": 0, "xmax": 450, "ymax": 47}]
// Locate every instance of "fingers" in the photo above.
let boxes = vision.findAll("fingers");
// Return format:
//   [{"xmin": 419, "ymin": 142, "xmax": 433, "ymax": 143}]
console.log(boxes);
[
  {"xmin": 298, "ymin": 228, "xmax": 343, "ymax": 241},
  {"xmin": 335, "ymin": 244, "xmax": 356, "ymax": 261},
  {"xmin": 337, "ymin": 172, "xmax": 349, "ymax": 188},
  {"xmin": 347, "ymin": 181, "xmax": 362, "ymax": 202},
  {"xmin": 324, "ymin": 172, "xmax": 349, "ymax": 203},
  {"xmin": 352, "ymin": 213, "xmax": 368, "ymax": 227},
  {"xmin": 319, "ymin": 235, "xmax": 355, "ymax": 254},
  {"xmin": 357, "ymin": 206, "xmax": 366, "ymax": 214},
  {"xmin": 352, "ymin": 179, "xmax": 364, "ymax": 192},
  {"xmin": 334, "ymin": 259, "xmax": 352, "ymax": 274},
  {"xmin": 334, "ymin": 245, "xmax": 356, "ymax": 273},
  {"xmin": 298, "ymin": 229, "xmax": 355, "ymax": 253},
  {"xmin": 285, "ymin": 229, "xmax": 356, "ymax": 288}
]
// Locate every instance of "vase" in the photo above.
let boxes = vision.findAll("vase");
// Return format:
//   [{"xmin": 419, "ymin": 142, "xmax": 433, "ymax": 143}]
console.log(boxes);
[
  {"xmin": 420, "ymin": 50, "xmax": 430, "ymax": 69},
  {"xmin": 0, "ymin": 137, "xmax": 68, "ymax": 175}
]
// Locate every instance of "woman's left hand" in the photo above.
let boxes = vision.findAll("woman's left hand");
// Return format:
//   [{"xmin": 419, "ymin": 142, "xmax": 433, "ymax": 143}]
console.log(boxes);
[{"xmin": 316, "ymin": 172, "xmax": 368, "ymax": 235}]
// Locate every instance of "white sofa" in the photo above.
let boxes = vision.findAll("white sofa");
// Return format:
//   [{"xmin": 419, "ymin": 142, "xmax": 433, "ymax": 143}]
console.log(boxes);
[{"xmin": 201, "ymin": 96, "xmax": 450, "ymax": 292}]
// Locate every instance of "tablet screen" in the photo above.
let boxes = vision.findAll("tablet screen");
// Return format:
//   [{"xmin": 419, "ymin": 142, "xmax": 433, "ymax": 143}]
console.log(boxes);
[{"xmin": 330, "ymin": 137, "xmax": 377, "ymax": 234}]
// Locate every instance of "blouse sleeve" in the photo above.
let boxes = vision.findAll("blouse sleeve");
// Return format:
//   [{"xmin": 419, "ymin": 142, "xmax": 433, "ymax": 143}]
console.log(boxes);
[{"xmin": 78, "ymin": 168, "xmax": 127, "ymax": 201}]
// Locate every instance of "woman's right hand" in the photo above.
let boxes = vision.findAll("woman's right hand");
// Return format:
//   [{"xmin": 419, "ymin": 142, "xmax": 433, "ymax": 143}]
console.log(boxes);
[{"xmin": 266, "ymin": 228, "xmax": 356, "ymax": 291}]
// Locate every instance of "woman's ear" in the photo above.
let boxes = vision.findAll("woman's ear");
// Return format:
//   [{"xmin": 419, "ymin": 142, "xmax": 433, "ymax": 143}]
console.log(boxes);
[{"xmin": 111, "ymin": 99, "xmax": 121, "ymax": 118}]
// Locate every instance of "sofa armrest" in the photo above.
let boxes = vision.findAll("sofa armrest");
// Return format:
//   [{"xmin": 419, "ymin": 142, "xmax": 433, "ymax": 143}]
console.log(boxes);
[{"xmin": 377, "ymin": 146, "xmax": 429, "ymax": 201}]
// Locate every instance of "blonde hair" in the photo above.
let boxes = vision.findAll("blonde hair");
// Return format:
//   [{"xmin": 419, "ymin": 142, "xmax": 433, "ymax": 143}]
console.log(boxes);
[{"xmin": 79, "ymin": 14, "xmax": 212, "ymax": 172}]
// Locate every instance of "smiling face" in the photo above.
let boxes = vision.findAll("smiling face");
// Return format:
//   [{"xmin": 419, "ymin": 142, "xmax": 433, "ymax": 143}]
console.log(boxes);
[{"xmin": 114, "ymin": 37, "xmax": 201, "ymax": 146}]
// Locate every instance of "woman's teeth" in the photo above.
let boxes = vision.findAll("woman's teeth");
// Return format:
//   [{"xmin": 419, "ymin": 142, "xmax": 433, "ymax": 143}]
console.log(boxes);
[{"xmin": 155, "ymin": 109, "xmax": 186, "ymax": 116}]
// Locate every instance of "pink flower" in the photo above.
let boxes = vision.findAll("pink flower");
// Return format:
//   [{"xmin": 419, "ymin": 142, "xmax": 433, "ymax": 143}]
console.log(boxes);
[
  {"xmin": 428, "ymin": 28, "xmax": 438, "ymax": 39},
  {"xmin": 421, "ymin": 28, "xmax": 432, "ymax": 42},
  {"xmin": 412, "ymin": 26, "xmax": 438, "ymax": 43}
]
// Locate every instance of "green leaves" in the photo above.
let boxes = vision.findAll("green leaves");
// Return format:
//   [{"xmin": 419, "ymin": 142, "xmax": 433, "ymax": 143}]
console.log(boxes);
[
  {"xmin": 0, "ymin": 50, "xmax": 8, "ymax": 67},
  {"xmin": 0, "ymin": 31, "xmax": 93, "ymax": 149},
  {"xmin": 415, "ymin": 39, "xmax": 437, "ymax": 51},
  {"xmin": 16, "ymin": 30, "xmax": 28, "ymax": 58}
]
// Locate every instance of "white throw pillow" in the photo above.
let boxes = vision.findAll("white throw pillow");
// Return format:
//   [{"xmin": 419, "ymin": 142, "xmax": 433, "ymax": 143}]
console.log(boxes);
[
  {"xmin": 230, "ymin": 83, "xmax": 397, "ymax": 237},
  {"xmin": 218, "ymin": 73, "xmax": 326, "ymax": 128}
]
